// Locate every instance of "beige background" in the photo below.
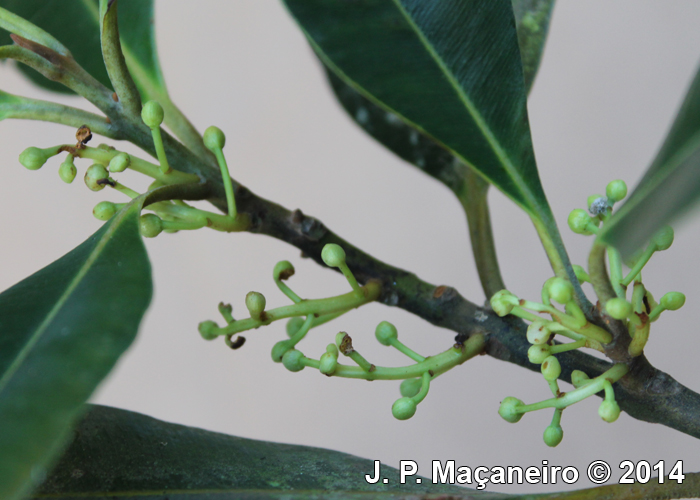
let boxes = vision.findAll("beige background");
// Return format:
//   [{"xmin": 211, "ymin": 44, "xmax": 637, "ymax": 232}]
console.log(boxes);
[{"xmin": 1, "ymin": 1, "xmax": 700, "ymax": 494}]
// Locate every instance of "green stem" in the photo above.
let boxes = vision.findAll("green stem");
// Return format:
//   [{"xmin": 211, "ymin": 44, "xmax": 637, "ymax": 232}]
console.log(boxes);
[
  {"xmin": 99, "ymin": 0, "xmax": 141, "ymax": 117},
  {"xmin": 621, "ymin": 243, "xmax": 656, "ymax": 287},
  {"xmin": 458, "ymin": 169, "xmax": 505, "ymax": 298},
  {"xmin": 338, "ymin": 262, "xmax": 362, "ymax": 297},
  {"xmin": 588, "ymin": 242, "xmax": 616, "ymax": 304},
  {"xmin": 412, "ymin": 371, "xmax": 431, "ymax": 404},
  {"xmin": 303, "ymin": 334, "xmax": 485, "ymax": 381},
  {"xmin": 274, "ymin": 279, "xmax": 302, "ymax": 304},
  {"xmin": 628, "ymin": 321, "xmax": 650, "ymax": 357},
  {"xmin": 388, "ymin": 338, "xmax": 425, "ymax": 362},
  {"xmin": 213, "ymin": 149, "xmax": 237, "ymax": 219},
  {"xmin": 213, "ymin": 281, "xmax": 381, "ymax": 336},
  {"xmin": 518, "ymin": 363, "xmax": 628, "ymax": 412},
  {"xmin": 150, "ymin": 126, "xmax": 171, "ymax": 174},
  {"xmin": 608, "ymin": 246, "xmax": 626, "ymax": 298},
  {"xmin": 550, "ymin": 338, "xmax": 586, "ymax": 354}
]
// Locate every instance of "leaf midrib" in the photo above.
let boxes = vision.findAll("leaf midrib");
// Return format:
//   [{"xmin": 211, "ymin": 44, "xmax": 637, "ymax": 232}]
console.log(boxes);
[
  {"xmin": 390, "ymin": 0, "xmax": 535, "ymax": 212},
  {"xmin": 0, "ymin": 205, "xmax": 134, "ymax": 396}
]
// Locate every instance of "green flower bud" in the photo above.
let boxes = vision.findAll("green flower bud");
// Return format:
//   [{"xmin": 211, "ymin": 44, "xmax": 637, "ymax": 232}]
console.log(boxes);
[
  {"xmin": 245, "ymin": 291, "xmax": 266, "ymax": 319},
  {"xmin": 286, "ymin": 317, "xmax": 305, "ymax": 338},
  {"xmin": 605, "ymin": 297, "xmax": 632, "ymax": 320},
  {"xmin": 84, "ymin": 163, "xmax": 110, "ymax": 191},
  {"xmin": 572, "ymin": 265, "xmax": 589, "ymax": 283},
  {"xmin": 273, "ymin": 260, "xmax": 295, "ymax": 281},
  {"xmin": 541, "ymin": 355, "xmax": 562, "ymax": 381},
  {"xmin": 568, "ymin": 208, "xmax": 595, "ymax": 235},
  {"xmin": 606, "ymin": 179, "xmax": 628, "ymax": 203},
  {"xmin": 548, "ymin": 277, "xmax": 573, "ymax": 304},
  {"xmin": 282, "ymin": 349, "xmax": 305, "ymax": 372},
  {"xmin": 571, "ymin": 370, "xmax": 590, "ymax": 388},
  {"xmin": 203, "ymin": 125, "xmax": 226, "ymax": 150},
  {"xmin": 271, "ymin": 339, "xmax": 293, "ymax": 363},
  {"xmin": 198, "ymin": 320, "xmax": 219, "ymax": 341},
  {"xmin": 498, "ymin": 397, "xmax": 524, "ymax": 423},
  {"xmin": 319, "ymin": 352, "xmax": 338, "ymax": 375},
  {"xmin": 139, "ymin": 213, "xmax": 163, "ymax": 238},
  {"xmin": 660, "ymin": 291, "xmax": 685, "ymax": 311},
  {"xmin": 326, "ymin": 343, "xmax": 339, "ymax": 356},
  {"xmin": 109, "ymin": 152, "xmax": 130, "ymax": 173},
  {"xmin": 375, "ymin": 321, "xmax": 398, "ymax": 346},
  {"xmin": 526, "ymin": 320, "xmax": 552, "ymax": 345},
  {"xmin": 321, "ymin": 243, "xmax": 346, "ymax": 268},
  {"xmin": 59, "ymin": 156, "xmax": 77, "ymax": 183},
  {"xmin": 400, "ymin": 378, "xmax": 423, "ymax": 398},
  {"xmin": 528, "ymin": 344, "xmax": 551, "ymax": 364},
  {"xmin": 652, "ymin": 225, "xmax": 674, "ymax": 251},
  {"xmin": 392, "ymin": 397, "xmax": 417, "ymax": 420},
  {"xmin": 141, "ymin": 100, "xmax": 164, "ymax": 128},
  {"xmin": 489, "ymin": 289, "xmax": 519, "ymax": 317},
  {"xmin": 543, "ymin": 424, "xmax": 564, "ymax": 447},
  {"xmin": 93, "ymin": 201, "xmax": 118, "ymax": 221},
  {"xmin": 19, "ymin": 146, "xmax": 52, "ymax": 170},
  {"xmin": 598, "ymin": 400, "xmax": 621, "ymax": 423}
]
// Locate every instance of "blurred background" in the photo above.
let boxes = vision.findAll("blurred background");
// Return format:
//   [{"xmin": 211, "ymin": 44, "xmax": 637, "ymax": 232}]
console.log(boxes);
[{"xmin": 1, "ymin": 0, "xmax": 700, "ymax": 494}]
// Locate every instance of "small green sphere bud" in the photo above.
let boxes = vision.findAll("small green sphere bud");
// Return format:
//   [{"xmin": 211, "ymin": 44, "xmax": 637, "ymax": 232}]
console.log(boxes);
[
  {"xmin": 19, "ymin": 146, "xmax": 50, "ymax": 170},
  {"xmin": 59, "ymin": 156, "xmax": 77, "ymax": 183},
  {"xmin": 271, "ymin": 340, "xmax": 293, "ymax": 363},
  {"xmin": 541, "ymin": 355, "xmax": 562, "ymax": 381},
  {"xmin": 139, "ymin": 213, "xmax": 163, "ymax": 238},
  {"xmin": 571, "ymin": 370, "xmax": 590, "ymax": 388},
  {"xmin": 606, "ymin": 297, "xmax": 632, "ymax": 320},
  {"xmin": 527, "ymin": 320, "xmax": 552, "ymax": 345},
  {"xmin": 400, "ymin": 378, "xmax": 423, "ymax": 398},
  {"xmin": 84, "ymin": 163, "xmax": 110, "ymax": 191},
  {"xmin": 375, "ymin": 321, "xmax": 398, "ymax": 346},
  {"xmin": 273, "ymin": 260, "xmax": 295, "ymax": 281},
  {"xmin": 598, "ymin": 400, "xmax": 621, "ymax": 423},
  {"xmin": 321, "ymin": 243, "xmax": 346, "ymax": 268},
  {"xmin": 606, "ymin": 179, "xmax": 628, "ymax": 203},
  {"xmin": 392, "ymin": 397, "xmax": 417, "ymax": 420},
  {"xmin": 568, "ymin": 208, "xmax": 594, "ymax": 235},
  {"xmin": 282, "ymin": 349, "xmax": 305, "ymax": 372},
  {"xmin": 572, "ymin": 264, "xmax": 589, "ymax": 283},
  {"xmin": 286, "ymin": 317, "xmax": 305, "ymax": 338},
  {"xmin": 245, "ymin": 291, "xmax": 266, "ymax": 318},
  {"xmin": 109, "ymin": 152, "xmax": 130, "ymax": 173},
  {"xmin": 326, "ymin": 343, "xmax": 339, "ymax": 356},
  {"xmin": 490, "ymin": 289, "xmax": 519, "ymax": 317},
  {"xmin": 498, "ymin": 397, "xmax": 524, "ymax": 423},
  {"xmin": 528, "ymin": 344, "xmax": 551, "ymax": 364},
  {"xmin": 652, "ymin": 225, "xmax": 674, "ymax": 251},
  {"xmin": 198, "ymin": 320, "xmax": 219, "ymax": 341},
  {"xmin": 93, "ymin": 201, "xmax": 118, "ymax": 221},
  {"xmin": 141, "ymin": 100, "xmax": 164, "ymax": 128},
  {"xmin": 543, "ymin": 424, "xmax": 564, "ymax": 447},
  {"xmin": 548, "ymin": 277, "xmax": 573, "ymax": 304},
  {"xmin": 203, "ymin": 125, "xmax": 226, "ymax": 150},
  {"xmin": 660, "ymin": 292, "xmax": 686, "ymax": 311},
  {"xmin": 319, "ymin": 352, "xmax": 338, "ymax": 375}
]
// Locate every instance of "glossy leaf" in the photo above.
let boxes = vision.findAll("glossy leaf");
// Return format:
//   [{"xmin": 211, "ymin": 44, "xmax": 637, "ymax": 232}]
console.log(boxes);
[
  {"xmin": 0, "ymin": 202, "xmax": 152, "ymax": 500},
  {"xmin": 599, "ymin": 62, "xmax": 700, "ymax": 257},
  {"xmin": 512, "ymin": 0, "xmax": 556, "ymax": 93},
  {"xmin": 0, "ymin": 0, "xmax": 165, "ymax": 99},
  {"xmin": 36, "ymin": 405, "xmax": 505, "ymax": 500},
  {"xmin": 282, "ymin": 0, "xmax": 548, "ymax": 219}
]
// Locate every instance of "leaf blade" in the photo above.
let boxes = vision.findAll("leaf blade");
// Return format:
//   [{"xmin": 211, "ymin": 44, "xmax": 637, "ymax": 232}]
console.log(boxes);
[
  {"xmin": 282, "ymin": 0, "xmax": 548, "ymax": 216},
  {"xmin": 0, "ymin": 202, "xmax": 152, "ymax": 500},
  {"xmin": 599, "ymin": 62, "xmax": 700, "ymax": 257}
]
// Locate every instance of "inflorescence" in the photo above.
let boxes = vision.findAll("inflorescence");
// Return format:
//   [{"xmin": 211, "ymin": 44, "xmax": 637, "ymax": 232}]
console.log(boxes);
[{"xmin": 491, "ymin": 179, "xmax": 685, "ymax": 447}]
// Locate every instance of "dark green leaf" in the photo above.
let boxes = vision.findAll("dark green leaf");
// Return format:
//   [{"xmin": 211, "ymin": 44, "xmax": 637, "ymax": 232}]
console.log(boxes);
[
  {"xmin": 0, "ymin": 202, "xmax": 152, "ymax": 500},
  {"xmin": 36, "ymin": 405, "xmax": 506, "ymax": 500},
  {"xmin": 599, "ymin": 62, "xmax": 700, "ymax": 257},
  {"xmin": 282, "ymin": 0, "xmax": 548, "ymax": 218},
  {"xmin": 0, "ymin": 0, "xmax": 165, "ymax": 99},
  {"xmin": 512, "ymin": 0, "xmax": 556, "ymax": 93}
]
